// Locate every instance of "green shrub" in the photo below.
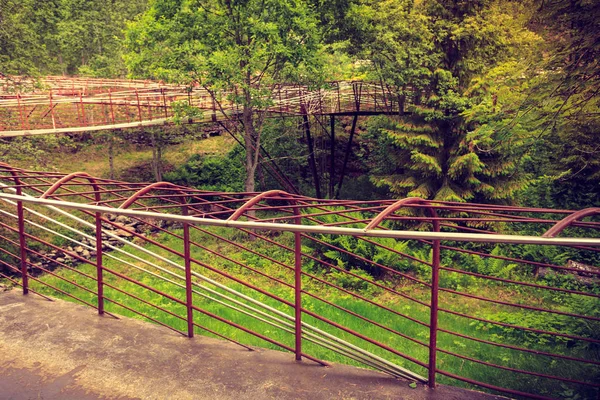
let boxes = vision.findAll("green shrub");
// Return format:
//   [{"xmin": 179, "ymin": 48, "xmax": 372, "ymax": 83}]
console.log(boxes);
[{"xmin": 164, "ymin": 146, "xmax": 245, "ymax": 192}]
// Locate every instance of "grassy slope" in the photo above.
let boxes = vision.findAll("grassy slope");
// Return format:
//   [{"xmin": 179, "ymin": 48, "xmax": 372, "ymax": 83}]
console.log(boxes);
[{"xmin": 5, "ymin": 134, "xmax": 236, "ymax": 180}]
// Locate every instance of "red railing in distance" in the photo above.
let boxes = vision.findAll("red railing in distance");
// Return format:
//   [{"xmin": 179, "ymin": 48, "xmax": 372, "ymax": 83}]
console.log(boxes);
[
  {"xmin": 0, "ymin": 163, "xmax": 599, "ymax": 399},
  {"xmin": 0, "ymin": 77, "xmax": 411, "ymax": 136}
]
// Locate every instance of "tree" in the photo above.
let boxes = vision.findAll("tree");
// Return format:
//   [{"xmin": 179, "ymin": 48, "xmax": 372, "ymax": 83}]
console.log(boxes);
[
  {"xmin": 519, "ymin": 0, "xmax": 600, "ymax": 209},
  {"xmin": 354, "ymin": 0, "xmax": 541, "ymax": 202},
  {"xmin": 0, "ymin": 0, "xmax": 61, "ymax": 87},
  {"xmin": 0, "ymin": 0, "xmax": 147, "ymax": 80},
  {"xmin": 57, "ymin": 0, "xmax": 148, "ymax": 76},
  {"xmin": 125, "ymin": 0, "xmax": 323, "ymax": 192}
]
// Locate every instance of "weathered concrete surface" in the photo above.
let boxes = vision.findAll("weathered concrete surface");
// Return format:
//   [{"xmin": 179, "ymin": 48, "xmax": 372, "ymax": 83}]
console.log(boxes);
[{"xmin": 0, "ymin": 290, "xmax": 506, "ymax": 400}]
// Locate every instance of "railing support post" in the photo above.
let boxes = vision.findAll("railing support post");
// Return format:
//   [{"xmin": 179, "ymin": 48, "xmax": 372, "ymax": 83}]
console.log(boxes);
[
  {"xmin": 294, "ymin": 230, "xmax": 302, "ymax": 361},
  {"xmin": 135, "ymin": 89, "xmax": 143, "ymax": 122},
  {"xmin": 17, "ymin": 198, "xmax": 28, "ymax": 294},
  {"xmin": 183, "ymin": 204, "xmax": 194, "ymax": 338},
  {"xmin": 108, "ymin": 88, "xmax": 116, "ymax": 124},
  {"xmin": 428, "ymin": 219, "xmax": 441, "ymax": 388},
  {"xmin": 80, "ymin": 90, "xmax": 87, "ymax": 127},
  {"xmin": 49, "ymin": 89, "xmax": 56, "ymax": 129},
  {"xmin": 294, "ymin": 204, "xmax": 303, "ymax": 361},
  {"xmin": 95, "ymin": 211, "xmax": 104, "ymax": 314},
  {"xmin": 16, "ymin": 93, "xmax": 26, "ymax": 130}
]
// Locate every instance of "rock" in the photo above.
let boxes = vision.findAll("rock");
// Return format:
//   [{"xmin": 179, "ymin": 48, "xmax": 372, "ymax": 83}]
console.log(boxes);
[
  {"xmin": 126, "ymin": 221, "xmax": 141, "ymax": 229},
  {"xmin": 567, "ymin": 260, "xmax": 598, "ymax": 277},
  {"xmin": 75, "ymin": 246, "xmax": 84, "ymax": 253},
  {"xmin": 115, "ymin": 215, "xmax": 130, "ymax": 224},
  {"xmin": 82, "ymin": 250, "xmax": 91, "ymax": 258},
  {"xmin": 56, "ymin": 257, "xmax": 65, "ymax": 264},
  {"xmin": 115, "ymin": 229, "xmax": 133, "ymax": 238}
]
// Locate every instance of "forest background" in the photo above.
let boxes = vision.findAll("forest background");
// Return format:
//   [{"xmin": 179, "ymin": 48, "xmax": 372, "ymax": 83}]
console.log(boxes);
[{"xmin": 0, "ymin": 0, "xmax": 598, "ymax": 209}]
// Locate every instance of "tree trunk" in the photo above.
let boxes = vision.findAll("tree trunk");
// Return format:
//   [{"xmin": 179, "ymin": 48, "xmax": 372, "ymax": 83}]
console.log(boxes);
[
  {"xmin": 150, "ymin": 131, "xmax": 162, "ymax": 182},
  {"xmin": 242, "ymin": 105, "xmax": 257, "ymax": 193},
  {"xmin": 242, "ymin": 100, "xmax": 258, "ymax": 230},
  {"xmin": 157, "ymin": 145, "xmax": 163, "ymax": 181},
  {"xmin": 108, "ymin": 134, "xmax": 115, "ymax": 180}
]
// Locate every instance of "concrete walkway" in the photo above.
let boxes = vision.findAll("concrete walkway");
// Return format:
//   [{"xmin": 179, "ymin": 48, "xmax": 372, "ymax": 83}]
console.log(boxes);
[{"xmin": 0, "ymin": 289, "xmax": 505, "ymax": 400}]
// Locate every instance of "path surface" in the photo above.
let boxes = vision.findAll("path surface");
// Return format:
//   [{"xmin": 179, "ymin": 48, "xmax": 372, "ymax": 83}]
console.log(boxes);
[{"xmin": 0, "ymin": 289, "xmax": 505, "ymax": 400}]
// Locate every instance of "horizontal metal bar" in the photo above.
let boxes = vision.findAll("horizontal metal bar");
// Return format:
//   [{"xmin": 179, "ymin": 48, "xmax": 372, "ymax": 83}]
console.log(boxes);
[
  {"xmin": 437, "ymin": 347, "xmax": 600, "ymax": 388},
  {"xmin": 0, "ymin": 118, "xmax": 169, "ymax": 138},
  {"xmin": 435, "ymin": 369, "xmax": 554, "ymax": 400},
  {"xmin": 0, "ymin": 271, "xmax": 54, "ymax": 301},
  {"xmin": 1, "ymin": 193, "xmax": 597, "ymax": 247}
]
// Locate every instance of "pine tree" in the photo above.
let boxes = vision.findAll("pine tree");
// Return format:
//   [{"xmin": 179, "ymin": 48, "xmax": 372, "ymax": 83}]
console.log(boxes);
[{"xmin": 357, "ymin": 0, "xmax": 540, "ymax": 202}]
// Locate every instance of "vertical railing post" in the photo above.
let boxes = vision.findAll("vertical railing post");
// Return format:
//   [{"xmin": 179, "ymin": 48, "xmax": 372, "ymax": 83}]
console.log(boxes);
[
  {"xmin": 17, "ymin": 196, "xmax": 28, "ymax": 295},
  {"xmin": 49, "ymin": 89, "xmax": 56, "ymax": 129},
  {"xmin": 147, "ymin": 96, "xmax": 153, "ymax": 121},
  {"xmin": 135, "ymin": 89, "xmax": 143, "ymax": 122},
  {"xmin": 183, "ymin": 204, "xmax": 194, "ymax": 338},
  {"xmin": 294, "ymin": 207, "xmax": 302, "ymax": 361},
  {"xmin": 108, "ymin": 88, "xmax": 116, "ymax": 124},
  {"xmin": 428, "ymin": 218, "xmax": 441, "ymax": 388},
  {"xmin": 16, "ymin": 93, "xmax": 26, "ymax": 130},
  {"xmin": 211, "ymin": 95, "xmax": 217, "ymax": 122},
  {"xmin": 80, "ymin": 90, "xmax": 87, "ymax": 127},
  {"xmin": 162, "ymin": 88, "xmax": 168, "ymax": 119},
  {"xmin": 95, "ymin": 211, "xmax": 104, "ymax": 314}
]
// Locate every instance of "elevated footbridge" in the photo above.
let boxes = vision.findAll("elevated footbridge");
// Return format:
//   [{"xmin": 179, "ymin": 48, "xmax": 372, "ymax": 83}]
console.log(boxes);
[{"xmin": 0, "ymin": 76, "xmax": 411, "ymax": 137}]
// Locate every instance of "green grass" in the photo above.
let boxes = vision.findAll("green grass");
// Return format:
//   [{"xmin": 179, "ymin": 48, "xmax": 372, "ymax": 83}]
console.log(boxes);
[
  {"xmin": 5, "ymin": 225, "xmax": 598, "ymax": 400},
  {"xmin": 5, "ymin": 134, "xmax": 236, "ymax": 180}
]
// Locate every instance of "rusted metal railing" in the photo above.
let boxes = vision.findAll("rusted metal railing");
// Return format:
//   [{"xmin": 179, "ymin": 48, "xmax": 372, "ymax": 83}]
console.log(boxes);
[
  {"xmin": 0, "ymin": 77, "xmax": 409, "ymax": 137},
  {"xmin": 0, "ymin": 164, "xmax": 599, "ymax": 399}
]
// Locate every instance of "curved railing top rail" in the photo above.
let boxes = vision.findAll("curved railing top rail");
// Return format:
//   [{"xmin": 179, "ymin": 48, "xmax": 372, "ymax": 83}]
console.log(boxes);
[
  {"xmin": 228, "ymin": 190, "xmax": 300, "ymax": 221},
  {"xmin": 40, "ymin": 172, "xmax": 102, "ymax": 203},
  {"xmin": 543, "ymin": 208, "xmax": 600, "ymax": 238},
  {"xmin": 119, "ymin": 181, "xmax": 189, "ymax": 210},
  {"xmin": 1, "ymin": 164, "xmax": 600, "ymax": 243}
]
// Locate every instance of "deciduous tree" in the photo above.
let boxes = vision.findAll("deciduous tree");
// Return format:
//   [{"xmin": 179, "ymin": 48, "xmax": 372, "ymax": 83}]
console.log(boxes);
[{"xmin": 125, "ymin": 0, "xmax": 323, "ymax": 192}]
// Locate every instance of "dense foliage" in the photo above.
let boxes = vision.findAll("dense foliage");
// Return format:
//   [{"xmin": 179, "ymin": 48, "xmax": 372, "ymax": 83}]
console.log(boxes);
[{"xmin": 0, "ymin": 0, "xmax": 147, "ymax": 79}]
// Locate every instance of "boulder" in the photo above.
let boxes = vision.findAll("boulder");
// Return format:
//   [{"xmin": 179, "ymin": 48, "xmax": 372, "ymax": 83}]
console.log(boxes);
[{"xmin": 115, "ymin": 215, "xmax": 131, "ymax": 224}]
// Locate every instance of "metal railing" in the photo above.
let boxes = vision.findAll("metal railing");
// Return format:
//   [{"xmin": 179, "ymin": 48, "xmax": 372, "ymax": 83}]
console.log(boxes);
[
  {"xmin": 0, "ymin": 77, "xmax": 409, "ymax": 136},
  {"xmin": 0, "ymin": 164, "xmax": 599, "ymax": 399}
]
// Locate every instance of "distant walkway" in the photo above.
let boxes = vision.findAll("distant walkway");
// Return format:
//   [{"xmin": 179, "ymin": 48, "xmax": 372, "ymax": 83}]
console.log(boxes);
[
  {"xmin": 0, "ymin": 77, "xmax": 410, "ymax": 137},
  {"xmin": 0, "ymin": 290, "xmax": 504, "ymax": 400}
]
